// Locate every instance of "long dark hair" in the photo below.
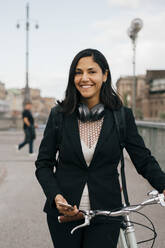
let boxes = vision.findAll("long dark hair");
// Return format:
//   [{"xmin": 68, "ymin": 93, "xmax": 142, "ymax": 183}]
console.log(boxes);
[{"xmin": 58, "ymin": 48, "xmax": 122, "ymax": 113}]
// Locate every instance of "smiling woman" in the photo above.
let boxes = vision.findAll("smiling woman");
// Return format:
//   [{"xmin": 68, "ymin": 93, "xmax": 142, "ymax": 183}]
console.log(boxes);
[{"xmin": 35, "ymin": 48, "xmax": 165, "ymax": 248}]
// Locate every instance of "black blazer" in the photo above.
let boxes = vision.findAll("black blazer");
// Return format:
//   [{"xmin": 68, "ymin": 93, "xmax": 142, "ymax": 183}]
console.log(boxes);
[{"xmin": 35, "ymin": 106, "xmax": 165, "ymax": 217}]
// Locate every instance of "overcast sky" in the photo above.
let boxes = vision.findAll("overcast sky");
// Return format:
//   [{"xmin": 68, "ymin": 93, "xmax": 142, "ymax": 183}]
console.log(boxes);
[{"xmin": 0, "ymin": 0, "xmax": 164, "ymax": 100}]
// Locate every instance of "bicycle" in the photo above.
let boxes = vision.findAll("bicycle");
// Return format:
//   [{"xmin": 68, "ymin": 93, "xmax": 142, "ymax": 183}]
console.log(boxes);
[{"xmin": 58, "ymin": 190, "xmax": 165, "ymax": 248}]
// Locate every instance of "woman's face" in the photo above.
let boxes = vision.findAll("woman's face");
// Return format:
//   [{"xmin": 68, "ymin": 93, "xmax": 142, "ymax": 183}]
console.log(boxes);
[{"xmin": 74, "ymin": 56, "xmax": 107, "ymax": 105}]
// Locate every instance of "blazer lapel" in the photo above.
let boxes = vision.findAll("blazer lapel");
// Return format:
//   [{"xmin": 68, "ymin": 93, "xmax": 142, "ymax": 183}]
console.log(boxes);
[{"xmin": 65, "ymin": 112, "xmax": 88, "ymax": 168}]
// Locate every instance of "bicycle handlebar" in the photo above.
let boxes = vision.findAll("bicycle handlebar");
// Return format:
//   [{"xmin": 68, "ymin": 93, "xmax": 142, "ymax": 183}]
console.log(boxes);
[{"xmin": 58, "ymin": 190, "xmax": 165, "ymax": 234}]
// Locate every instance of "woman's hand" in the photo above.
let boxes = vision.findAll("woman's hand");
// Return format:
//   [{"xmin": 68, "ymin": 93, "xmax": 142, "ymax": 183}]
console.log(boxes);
[
  {"xmin": 34, "ymin": 124, "xmax": 38, "ymax": 128},
  {"xmin": 163, "ymin": 190, "xmax": 165, "ymax": 197},
  {"xmin": 55, "ymin": 194, "xmax": 79, "ymax": 216}
]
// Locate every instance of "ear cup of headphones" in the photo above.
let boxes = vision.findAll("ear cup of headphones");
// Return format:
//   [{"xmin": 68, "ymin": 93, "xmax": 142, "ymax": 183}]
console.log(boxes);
[
  {"xmin": 77, "ymin": 103, "xmax": 104, "ymax": 122},
  {"xmin": 78, "ymin": 103, "xmax": 91, "ymax": 122},
  {"xmin": 90, "ymin": 103, "xmax": 105, "ymax": 121}
]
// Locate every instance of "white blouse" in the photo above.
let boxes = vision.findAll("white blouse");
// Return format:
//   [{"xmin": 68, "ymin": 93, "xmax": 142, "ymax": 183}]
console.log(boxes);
[{"xmin": 78, "ymin": 118, "xmax": 104, "ymax": 210}]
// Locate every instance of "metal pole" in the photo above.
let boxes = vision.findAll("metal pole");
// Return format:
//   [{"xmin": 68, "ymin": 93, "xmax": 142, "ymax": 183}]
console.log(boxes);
[
  {"xmin": 24, "ymin": 3, "xmax": 30, "ymax": 105},
  {"xmin": 26, "ymin": 3, "xmax": 29, "ymax": 91},
  {"xmin": 132, "ymin": 39, "xmax": 136, "ymax": 116},
  {"xmin": 16, "ymin": 3, "xmax": 39, "ymax": 106},
  {"xmin": 127, "ymin": 18, "xmax": 143, "ymax": 117}
]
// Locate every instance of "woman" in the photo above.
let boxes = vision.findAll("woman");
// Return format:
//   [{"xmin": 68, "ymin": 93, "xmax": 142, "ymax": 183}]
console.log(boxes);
[{"xmin": 35, "ymin": 48, "xmax": 165, "ymax": 248}]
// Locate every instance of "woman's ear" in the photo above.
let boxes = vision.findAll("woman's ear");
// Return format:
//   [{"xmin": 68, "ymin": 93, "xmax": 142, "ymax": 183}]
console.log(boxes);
[{"xmin": 103, "ymin": 69, "xmax": 108, "ymax": 83}]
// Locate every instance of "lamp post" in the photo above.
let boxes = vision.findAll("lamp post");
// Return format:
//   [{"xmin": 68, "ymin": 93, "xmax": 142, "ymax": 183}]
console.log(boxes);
[
  {"xmin": 127, "ymin": 18, "xmax": 143, "ymax": 116},
  {"xmin": 17, "ymin": 3, "xmax": 39, "ymax": 106}
]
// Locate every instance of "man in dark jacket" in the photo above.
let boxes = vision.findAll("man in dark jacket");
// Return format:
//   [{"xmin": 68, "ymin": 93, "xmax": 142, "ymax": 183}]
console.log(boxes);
[{"xmin": 18, "ymin": 101, "xmax": 36, "ymax": 155}]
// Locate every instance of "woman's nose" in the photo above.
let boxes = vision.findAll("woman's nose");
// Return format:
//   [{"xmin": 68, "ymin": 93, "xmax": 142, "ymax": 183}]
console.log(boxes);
[{"xmin": 81, "ymin": 73, "xmax": 89, "ymax": 82}]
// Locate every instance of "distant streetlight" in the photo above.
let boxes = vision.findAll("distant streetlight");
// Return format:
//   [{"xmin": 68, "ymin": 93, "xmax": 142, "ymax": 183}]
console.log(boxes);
[
  {"xmin": 16, "ymin": 3, "xmax": 39, "ymax": 106},
  {"xmin": 127, "ymin": 18, "xmax": 143, "ymax": 116}
]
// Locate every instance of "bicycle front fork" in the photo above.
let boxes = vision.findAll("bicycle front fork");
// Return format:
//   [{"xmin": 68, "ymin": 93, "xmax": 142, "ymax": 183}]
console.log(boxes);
[{"xmin": 119, "ymin": 214, "xmax": 138, "ymax": 248}]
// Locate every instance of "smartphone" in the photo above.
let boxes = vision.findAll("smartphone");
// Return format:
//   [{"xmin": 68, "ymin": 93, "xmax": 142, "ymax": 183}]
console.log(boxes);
[{"xmin": 58, "ymin": 202, "xmax": 74, "ymax": 210}]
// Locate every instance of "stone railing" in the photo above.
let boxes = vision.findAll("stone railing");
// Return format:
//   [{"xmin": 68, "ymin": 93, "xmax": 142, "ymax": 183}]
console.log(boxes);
[{"xmin": 136, "ymin": 121, "xmax": 165, "ymax": 172}]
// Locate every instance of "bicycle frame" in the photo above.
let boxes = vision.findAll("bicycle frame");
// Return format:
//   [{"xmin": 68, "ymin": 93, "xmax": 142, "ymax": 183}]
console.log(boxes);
[{"xmin": 118, "ymin": 214, "xmax": 138, "ymax": 248}]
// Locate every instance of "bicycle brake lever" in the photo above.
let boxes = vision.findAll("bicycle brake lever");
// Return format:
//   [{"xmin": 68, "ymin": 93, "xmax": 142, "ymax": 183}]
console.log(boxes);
[
  {"xmin": 71, "ymin": 215, "xmax": 90, "ymax": 234},
  {"xmin": 158, "ymin": 194, "xmax": 165, "ymax": 207},
  {"xmin": 148, "ymin": 191, "xmax": 165, "ymax": 207},
  {"xmin": 147, "ymin": 190, "xmax": 159, "ymax": 197}
]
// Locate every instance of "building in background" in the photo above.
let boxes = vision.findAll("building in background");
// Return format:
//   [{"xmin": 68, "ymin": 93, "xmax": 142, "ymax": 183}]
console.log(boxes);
[
  {"xmin": 0, "ymin": 81, "xmax": 7, "ymax": 100},
  {"xmin": 6, "ymin": 88, "xmax": 55, "ymax": 119},
  {"xmin": 0, "ymin": 81, "xmax": 56, "ymax": 129},
  {"xmin": 116, "ymin": 70, "xmax": 165, "ymax": 121},
  {"xmin": 29, "ymin": 88, "xmax": 55, "ymax": 122},
  {"xmin": 6, "ymin": 88, "xmax": 23, "ymax": 117},
  {"xmin": 0, "ymin": 82, "xmax": 9, "ymax": 117}
]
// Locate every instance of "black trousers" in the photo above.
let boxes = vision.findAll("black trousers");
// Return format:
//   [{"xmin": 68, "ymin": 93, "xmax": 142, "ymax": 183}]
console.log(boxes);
[
  {"xmin": 18, "ymin": 129, "xmax": 34, "ymax": 153},
  {"xmin": 47, "ymin": 215, "xmax": 120, "ymax": 248},
  {"xmin": 19, "ymin": 139, "xmax": 33, "ymax": 153}
]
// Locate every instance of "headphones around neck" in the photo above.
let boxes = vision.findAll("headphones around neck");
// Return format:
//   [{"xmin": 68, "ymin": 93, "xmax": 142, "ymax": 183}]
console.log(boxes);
[{"xmin": 77, "ymin": 103, "xmax": 105, "ymax": 122}]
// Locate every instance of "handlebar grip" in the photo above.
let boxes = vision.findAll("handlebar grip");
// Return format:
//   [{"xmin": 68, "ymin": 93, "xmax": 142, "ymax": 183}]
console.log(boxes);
[{"xmin": 58, "ymin": 212, "xmax": 84, "ymax": 223}]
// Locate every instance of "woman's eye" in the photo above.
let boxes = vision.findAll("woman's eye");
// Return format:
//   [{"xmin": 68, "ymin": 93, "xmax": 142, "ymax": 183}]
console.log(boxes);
[
  {"xmin": 89, "ymin": 71, "xmax": 96, "ymax": 74},
  {"xmin": 75, "ymin": 71, "xmax": 82, "ymax": 75}
]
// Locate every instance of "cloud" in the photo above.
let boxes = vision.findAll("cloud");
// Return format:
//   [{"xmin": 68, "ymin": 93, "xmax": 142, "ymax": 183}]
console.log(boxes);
[{"xmin": 107, "ymin": 0, "xmax": 140, "ymax": 8}]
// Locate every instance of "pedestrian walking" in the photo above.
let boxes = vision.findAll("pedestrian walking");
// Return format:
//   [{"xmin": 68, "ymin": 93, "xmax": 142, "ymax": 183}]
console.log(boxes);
[
  {"xmin": 35, "ymin": 48, "xmax": 165, "ymax": 248},
  {"xmin": 18, "ymin": 101, "xmax": 36, "ymax": 155}
]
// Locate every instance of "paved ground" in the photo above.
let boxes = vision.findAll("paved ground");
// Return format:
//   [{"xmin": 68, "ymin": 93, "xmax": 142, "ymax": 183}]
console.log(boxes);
[
  {"xmin": 0, "ymin": 130, "xmax": 53, "ymax": 248},
  {"xmin": 0, "ymin": 130, "xmax": 165, "ymax": 248}
]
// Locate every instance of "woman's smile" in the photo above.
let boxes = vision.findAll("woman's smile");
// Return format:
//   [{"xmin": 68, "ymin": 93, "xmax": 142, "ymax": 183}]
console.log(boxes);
[{"xmin": 79, "ymin": 84, "xmax": 95, "ymax": 89}]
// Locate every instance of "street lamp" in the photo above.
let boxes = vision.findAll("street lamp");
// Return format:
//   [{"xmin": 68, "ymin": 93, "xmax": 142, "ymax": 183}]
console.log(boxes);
[
  {"xmin": 127, "ymin": 18, "xmax": 143, "ymax": 116},
  {"xmin": 16, "ymin": 3, "xmax": 39, "ymax": 106}
]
